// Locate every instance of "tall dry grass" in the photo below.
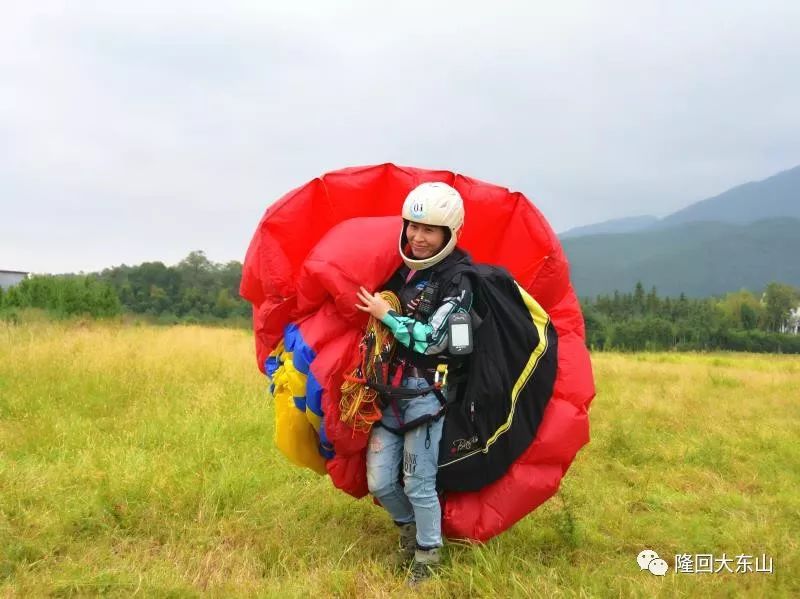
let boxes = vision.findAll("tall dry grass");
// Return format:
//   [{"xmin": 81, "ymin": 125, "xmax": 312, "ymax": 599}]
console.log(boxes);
[{"xmin": 1, "ymin": 321, "xmax": 798, "ymax": 597}]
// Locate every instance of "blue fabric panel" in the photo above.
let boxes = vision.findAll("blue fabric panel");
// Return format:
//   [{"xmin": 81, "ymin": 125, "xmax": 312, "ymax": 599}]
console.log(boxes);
[
  {"xmin": 305, "ymin": 372, "xmax": 324, "ymax": 417},
  {"xmin": 318, "ymin": 420, "xmax": 335, "ymax": 459},
  {"xmin": 283, "ymin": 323, "xmax": 300, "ymax": 352},
  {"xmin": 284, "ymin": 322, "xmax": 316, "ymax": 375},
  {"xmin": 265, "ymin": 354, "xmax": 282, "ymax": 378},
  {"xmin": 292, "ymin": 342, "xmax": 315, "ymax": 375}
]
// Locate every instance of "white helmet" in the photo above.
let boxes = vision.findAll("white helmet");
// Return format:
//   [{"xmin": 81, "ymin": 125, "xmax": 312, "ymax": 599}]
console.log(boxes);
[{"xmin": 399, "ymin": 182, "xmax": 465, "ymax": 270}]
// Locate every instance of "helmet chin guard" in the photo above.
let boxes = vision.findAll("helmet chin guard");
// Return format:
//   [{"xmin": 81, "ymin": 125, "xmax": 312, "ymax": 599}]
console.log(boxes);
[{"xmin": 399, "ymin": 182, "xmax": 464, "ymax": 270}]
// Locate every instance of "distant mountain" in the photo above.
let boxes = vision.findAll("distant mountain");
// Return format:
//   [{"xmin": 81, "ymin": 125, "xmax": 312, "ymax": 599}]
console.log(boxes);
[
  {"xmin": 560, "ymin": 215, "xmax": 659, "ymax": 239},
  {"xmin": 657, "ymin": 164, "xmax": 800, "ymax": 228},
  {"xmin": 561, "ymin": 164, "xmax": 800, "ymax": 239},
  {"xmin": 563, "ymin": 218, "xmax": 800, "ymax": 297}
]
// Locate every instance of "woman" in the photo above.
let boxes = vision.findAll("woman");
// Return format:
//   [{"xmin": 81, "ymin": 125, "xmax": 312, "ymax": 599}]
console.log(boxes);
[{"xmin": 355, "ymin": 182, "xmax": 474, "ymax": 583}]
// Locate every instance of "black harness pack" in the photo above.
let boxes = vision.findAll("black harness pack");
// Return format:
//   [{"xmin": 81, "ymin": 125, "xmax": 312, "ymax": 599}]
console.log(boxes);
[{"xmin": 434, "ymin": 263, "xmax": 558, "ymax": 492}]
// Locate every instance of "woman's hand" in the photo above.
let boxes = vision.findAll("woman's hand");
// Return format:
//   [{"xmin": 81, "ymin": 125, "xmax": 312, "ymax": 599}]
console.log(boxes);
[{"xmin": 355, "ymin": 286, "xmax": 392, "ymax": 320}]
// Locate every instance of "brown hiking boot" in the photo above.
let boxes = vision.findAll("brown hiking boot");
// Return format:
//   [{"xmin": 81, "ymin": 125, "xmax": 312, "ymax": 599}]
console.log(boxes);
[{"xmin": 408, "ymin": 547, "xmax": 441, "ymax": 585}]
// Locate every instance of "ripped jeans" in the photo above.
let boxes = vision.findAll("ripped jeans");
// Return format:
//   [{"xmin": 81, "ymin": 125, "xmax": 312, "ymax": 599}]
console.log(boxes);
[{"xmin": 366, "ymin": 376, "xmax": 444, "ymax": 549}]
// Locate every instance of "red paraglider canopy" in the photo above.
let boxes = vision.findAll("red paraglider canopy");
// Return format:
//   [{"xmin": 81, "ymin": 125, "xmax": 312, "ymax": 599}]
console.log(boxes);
[{"xmin": 241, "ymin": 163, "xmax": 594, "ymax": 541}]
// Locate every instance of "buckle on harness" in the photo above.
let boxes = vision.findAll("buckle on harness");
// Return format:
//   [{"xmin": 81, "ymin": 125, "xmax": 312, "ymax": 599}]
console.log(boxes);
[{"xmin": 434, "ymin": 364, "xmax": 448, "ymax": 389}]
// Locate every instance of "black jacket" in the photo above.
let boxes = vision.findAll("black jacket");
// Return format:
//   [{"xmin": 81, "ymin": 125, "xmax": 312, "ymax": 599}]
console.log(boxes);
[{"xmin": 380, "ymin": 248, "xmax": 474, "ymax": 369}]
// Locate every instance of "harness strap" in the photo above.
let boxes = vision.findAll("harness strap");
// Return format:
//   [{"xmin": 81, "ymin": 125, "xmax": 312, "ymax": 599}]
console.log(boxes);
[
  {"xmin": 375, "ymin": 407, "xmax": 447, "ymax": 436},
  {"xmin": 368, "ymin": 380, "xmax": 440, "ymax": 400},
  {"xmin": 374, "ymin": 385, "xmax": 451, "ymax": 436}
]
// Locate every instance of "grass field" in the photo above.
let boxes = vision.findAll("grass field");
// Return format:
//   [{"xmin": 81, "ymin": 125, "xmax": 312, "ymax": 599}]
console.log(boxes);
[{"xmin": 1, "ymin": 321, "xmax": 798, "ymax": 597}]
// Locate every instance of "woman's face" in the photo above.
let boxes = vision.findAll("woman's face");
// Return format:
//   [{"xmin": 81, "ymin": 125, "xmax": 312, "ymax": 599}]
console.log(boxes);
[{"xmin": 406, "ymin": 221, "xmax": 446, "ymax": 259}]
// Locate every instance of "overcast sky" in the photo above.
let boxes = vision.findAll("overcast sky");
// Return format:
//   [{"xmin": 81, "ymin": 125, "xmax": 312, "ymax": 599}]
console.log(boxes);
[{"xmin": 2, "ymin": 1, "xmax": 799, "ymax": 273}]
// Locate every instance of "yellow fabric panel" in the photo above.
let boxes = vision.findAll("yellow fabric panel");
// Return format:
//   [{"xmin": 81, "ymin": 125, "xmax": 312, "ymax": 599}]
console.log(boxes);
[
  {"xmin": 269, "ymin": 348, "xmax": 327, "ymax": 475},
  {"xmin": 280, "ymin": 351, "xmax": 321, "ymax": 431},
  {"xmin": 283, "ymin": 353, "xmax": 308, "ymax": 398},
  {"xmin": 305, "ymin": 410, "xmax": 322, "ymax": 433}
]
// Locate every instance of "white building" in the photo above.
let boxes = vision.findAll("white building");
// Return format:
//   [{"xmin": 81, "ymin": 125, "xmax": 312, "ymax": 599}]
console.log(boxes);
[
  {"xmin": 0, "ymin": 270, "xmax": 28, "ymax": 290},
  {"xmin": 784, "ymin": 306, "xmax": 800, "ymax": 335}
]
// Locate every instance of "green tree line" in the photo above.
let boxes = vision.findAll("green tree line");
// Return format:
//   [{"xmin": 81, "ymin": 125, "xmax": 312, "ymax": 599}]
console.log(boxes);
[
  {"xmin": 1, "ymin": 251, "xmax": 249, "ymax": 323},
  {"xmin": 4, "ymin": 253, "xmax": 800, "ymax": 354},
  {"xmin": 582, "ymin": 282, "xmax": 800, "ymax": 353},
  {"xmin": 0, "ymin": 275, "xmax": 121, "ymax": 317},
  {"xmin": 95, "ymin": 251, "xmax": 250, "ymax": 321}
]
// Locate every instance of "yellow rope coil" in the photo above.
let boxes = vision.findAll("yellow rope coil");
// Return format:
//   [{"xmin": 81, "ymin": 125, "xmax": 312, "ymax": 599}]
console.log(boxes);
[{"xmin": 340, "ymin": 291, "xmax": 401, "ymax": 434}]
